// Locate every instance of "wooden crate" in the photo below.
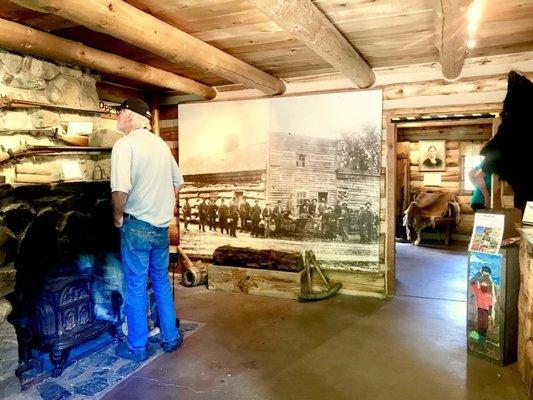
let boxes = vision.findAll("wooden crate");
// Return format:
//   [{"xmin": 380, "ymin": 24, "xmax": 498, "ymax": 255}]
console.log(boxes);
[{"xmin": 207, "ymin": 264, "xmax": 305, "ymax": 300}]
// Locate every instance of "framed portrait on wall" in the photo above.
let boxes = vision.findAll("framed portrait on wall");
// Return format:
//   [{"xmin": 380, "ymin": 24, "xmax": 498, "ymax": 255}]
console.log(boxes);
[{"xmin": 419, "ymin": 140, "xmax": 446, "ymax": 171}]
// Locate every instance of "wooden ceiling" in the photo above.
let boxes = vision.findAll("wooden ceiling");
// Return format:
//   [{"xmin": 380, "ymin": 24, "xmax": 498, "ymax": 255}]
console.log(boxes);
[{"xmin": 1, "ymin": 0, "xmax": 533, "ymax": 93}]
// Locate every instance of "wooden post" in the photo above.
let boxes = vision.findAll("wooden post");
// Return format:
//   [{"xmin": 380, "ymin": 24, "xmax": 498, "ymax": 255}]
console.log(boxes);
[
  {"xmin": 149, "ymin": 95, "xmax": 161, "ymax": 137},
  {"xmin": 0, "ymin": 18, "xmax": 216, "ymax": 99},
  {"xmin": 433, "ymin": 0, "xmax": 473, "ymax": 80},
  {"xmin": 491, "ymin": 116, "xmax": 503, "ymax": 208},
  {"xmin": 385, "ymin": 119, "xmax": 397, "ymax": 297},
  {"xmin": 12, "ymin": 0, "xmax": 286, "ymax": 95}
]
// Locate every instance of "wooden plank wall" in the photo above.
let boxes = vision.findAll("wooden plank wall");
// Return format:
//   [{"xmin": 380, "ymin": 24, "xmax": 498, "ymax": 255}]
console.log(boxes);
[
  {"xmin": 159, "ymin": 104, "xmax": 180, "ymax": 245},
  {"xmin": 267, "ymin": 131, "xmax": 338, "ymax": 206}
]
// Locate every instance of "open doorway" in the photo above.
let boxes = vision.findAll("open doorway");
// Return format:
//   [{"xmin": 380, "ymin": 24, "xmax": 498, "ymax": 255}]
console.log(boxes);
[{"xmin": 391, "ymin": 114, "xmax": 501, "ymax": 301}]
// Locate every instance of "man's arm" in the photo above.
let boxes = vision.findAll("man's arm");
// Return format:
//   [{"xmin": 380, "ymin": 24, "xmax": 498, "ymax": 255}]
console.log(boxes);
[
  {"xmin": 112, "ymin": 191, "xmax": 128, "ymax": 227},
  {"xmin": 110, "ymin": 139, "xmax": 131, "ymax": 227},
  {"xmin": 474, "ymin": 169, "xmax": 491, "ymax": 206},
  {"xmin": 468, "ymin": 168, "xmax": 477, "ymax": 187}
]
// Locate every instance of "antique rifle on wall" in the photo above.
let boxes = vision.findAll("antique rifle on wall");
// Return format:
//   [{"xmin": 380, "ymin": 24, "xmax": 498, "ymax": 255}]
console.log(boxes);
[
  {"xmin": 0, "ymin": 144, "xmax": 112, "ymax": 164},
  {"xmin": 0, "ymin": 127, "xmax": 89, "ymax": 146}
]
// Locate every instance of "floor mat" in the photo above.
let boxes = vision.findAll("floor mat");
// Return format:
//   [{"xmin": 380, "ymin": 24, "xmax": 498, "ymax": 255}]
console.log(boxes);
[{"xmin": 7, "ymin": 320, "xmax": 203, "ymax": 400}]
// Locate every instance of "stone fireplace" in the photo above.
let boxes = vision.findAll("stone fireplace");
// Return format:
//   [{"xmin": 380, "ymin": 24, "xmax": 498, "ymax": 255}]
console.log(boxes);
[
  {"xmin": 0, "ymin": 181, "xmax": 127, "ymax": 392},
  {"xmin": 0, "ymin": 50, "xmax": 162, "ymax": 394}
]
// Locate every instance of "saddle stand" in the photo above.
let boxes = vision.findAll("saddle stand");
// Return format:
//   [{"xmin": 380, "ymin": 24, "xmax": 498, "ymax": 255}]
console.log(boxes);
[{"xmin": 299, "ymin": 250, "xmax": 342, "ymax": 302}]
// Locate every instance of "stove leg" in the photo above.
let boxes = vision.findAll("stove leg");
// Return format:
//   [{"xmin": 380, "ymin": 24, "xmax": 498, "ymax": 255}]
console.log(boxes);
[{"xmin": 50, "ymin": 348, "xmax": 69, "ymax": 377}]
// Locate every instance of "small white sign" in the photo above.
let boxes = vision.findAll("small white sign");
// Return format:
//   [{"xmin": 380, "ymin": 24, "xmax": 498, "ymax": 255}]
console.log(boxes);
[
  {"xmin": 423, "ymin": 172, "xmax": 442, "ymax": 186},
  {"xmin": 67, "ymin": 121, "xmax": 93, "ymax": 136},
  {"xmin": 60, "ymin": 160, "xmax": 83, "ymax": 180},
  {"xmin": 523, "ymin": 201, "xmax": 533, "ymax": 225}
]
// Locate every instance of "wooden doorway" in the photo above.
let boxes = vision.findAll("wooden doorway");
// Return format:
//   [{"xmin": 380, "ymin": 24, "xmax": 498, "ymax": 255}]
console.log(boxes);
[{"xmin": 385, "ymin": 108, "xmax": 502, "ymax": 297}]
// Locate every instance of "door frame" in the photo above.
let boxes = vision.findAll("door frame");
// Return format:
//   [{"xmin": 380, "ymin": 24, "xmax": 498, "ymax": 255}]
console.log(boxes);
[{"xmin": 384, "ymin": 106, "xmax": 501, "ymax": 297}]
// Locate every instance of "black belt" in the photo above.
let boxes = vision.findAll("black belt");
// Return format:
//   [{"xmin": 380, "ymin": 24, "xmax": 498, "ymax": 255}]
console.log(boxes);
[{"xmin": 123, "ymin": 212, "xmax": 137, "ymax": 220}]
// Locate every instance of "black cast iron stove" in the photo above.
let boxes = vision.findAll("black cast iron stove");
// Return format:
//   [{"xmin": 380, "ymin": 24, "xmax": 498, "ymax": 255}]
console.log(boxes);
[{"xmin": 33, "ymin": 274, "xmax": 111, "ymax": 377}]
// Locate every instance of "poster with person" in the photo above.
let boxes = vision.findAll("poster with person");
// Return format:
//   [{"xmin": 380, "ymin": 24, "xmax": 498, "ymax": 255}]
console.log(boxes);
[{"xmin": 467, "ymin": 252, "xmax": 502, "ymax": 360}]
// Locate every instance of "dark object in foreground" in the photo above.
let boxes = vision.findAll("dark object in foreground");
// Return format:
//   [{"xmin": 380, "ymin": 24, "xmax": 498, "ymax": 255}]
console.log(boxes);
[
  {"xmin": 481, "ymin": 71, "xmax": 533, "ymax": 211},
  {"xmin": 213, "ymin": 245, "xmax": 303, "ymax": 272},
  {"xmin": 299, "ymin": 250, "xmax": 342, "ymax": 302}
]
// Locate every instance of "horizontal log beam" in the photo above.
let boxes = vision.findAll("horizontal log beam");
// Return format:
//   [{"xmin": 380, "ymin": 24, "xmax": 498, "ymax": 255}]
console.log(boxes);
[
  {"xmin": 96, "ymin": 81, "xmax": 149, "ymax": 103},
  {"xmin": 434, "ymin": 0, "xmax": 473, "ymax": 79},
  {"xmin": 12, "ymin": 0, "xmax": 285, "ymax": 95},
  {"xmin": 0, "ymin": 18, "xmax": 216, "ymax": 99},
  {"xmin": 249, "ymin": 0, "xmax": 375, "ymax": 88}
]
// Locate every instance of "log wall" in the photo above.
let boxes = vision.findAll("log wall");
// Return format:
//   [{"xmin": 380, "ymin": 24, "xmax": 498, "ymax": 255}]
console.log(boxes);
[
  {"xmin": 267, "ymin": 131, "xmax": 338, "ymax": 207},
  {"xmin": 397, "ymin": 124, "xmax": 492, "ymax": 240}
]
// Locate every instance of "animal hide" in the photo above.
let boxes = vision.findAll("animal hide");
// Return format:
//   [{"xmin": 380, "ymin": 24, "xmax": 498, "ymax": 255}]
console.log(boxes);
[
  {"xmin": 481, "ymin": 71, "xmax": 533, "ymax": 211},
  {"xmin": 403, "ymin": 192, "xmax": 460, "ymax": 242}
]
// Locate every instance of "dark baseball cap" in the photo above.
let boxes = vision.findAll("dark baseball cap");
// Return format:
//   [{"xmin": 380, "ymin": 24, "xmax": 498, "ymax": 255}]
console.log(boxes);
[{"xmin": 117, "ymin": 98, "xmax": 151, "ymax": 118}]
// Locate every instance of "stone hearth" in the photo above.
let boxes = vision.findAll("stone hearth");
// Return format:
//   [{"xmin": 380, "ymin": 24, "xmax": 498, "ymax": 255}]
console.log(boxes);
[{"xmin": 0, "ymin": 181, "xmax": 140, "ymax": 392}]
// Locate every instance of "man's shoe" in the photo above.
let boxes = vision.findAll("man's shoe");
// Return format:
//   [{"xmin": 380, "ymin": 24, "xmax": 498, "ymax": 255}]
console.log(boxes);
[
  {"xmin": 115, "ymin": 342, "xmax": 148, "ymax": 362},
  {"xmin": 162, "ymin": 335, "xmax": 183, "ymax": 353}
]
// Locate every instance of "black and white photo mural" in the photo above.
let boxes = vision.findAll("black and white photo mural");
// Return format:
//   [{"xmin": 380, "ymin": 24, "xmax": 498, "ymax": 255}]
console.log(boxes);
[{"xmin": 178, "ymin": 90, "xmax": 382, "ymax": 271}]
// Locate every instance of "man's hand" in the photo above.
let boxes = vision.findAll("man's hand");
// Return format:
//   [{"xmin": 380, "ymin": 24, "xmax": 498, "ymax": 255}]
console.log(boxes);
[{"xmin": 114, "ymin": 214, "xmax": 124, "ymax": 228}]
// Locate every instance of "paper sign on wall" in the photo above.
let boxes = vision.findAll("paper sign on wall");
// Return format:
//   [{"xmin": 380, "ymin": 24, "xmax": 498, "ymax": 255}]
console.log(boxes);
[
  {"xmin": 423, "ymin": 172, "xmax": 442, "ymax": 186},
  {"xmin": 60, "ymin": 160, "xmax": 83, "ymax": 181},
  {"xmin": 67, "ymin": 121, "xmax": 93, "ymax": 135}
]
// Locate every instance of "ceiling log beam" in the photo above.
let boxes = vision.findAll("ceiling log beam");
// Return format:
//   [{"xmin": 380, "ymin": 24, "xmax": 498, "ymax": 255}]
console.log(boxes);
[
  {"xmin": 12, "ymin": 0, "xmax": 286, "ymax": 95},
  {"xmin": 247, "ymin": 0, "xmax": 375, "ymax": 88},
  {"xmin": 434, "ymin": 0, "xmax": 473, "ymax": 80},
  {"xmin": 0, "ymin": 18, "xmax": 217, "ymax": 99}
]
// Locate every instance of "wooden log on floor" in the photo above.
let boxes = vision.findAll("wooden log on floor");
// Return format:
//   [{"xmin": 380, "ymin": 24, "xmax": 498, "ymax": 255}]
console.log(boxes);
[
  {"xmin": 208, "ymin": 264, "xmax": 305, "ymax": 299},
  {"xmin": 212, "ymin": 245, "xmax": 304, "ymax": 272}
]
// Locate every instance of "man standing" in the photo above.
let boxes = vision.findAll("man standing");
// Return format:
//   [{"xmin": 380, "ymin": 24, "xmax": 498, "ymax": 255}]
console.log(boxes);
[
  {"xmin": 182, "ymin": 198, "xmax": 191, "ymax": 231},
  {"xmin": 228, "ymin": 197, "xmax": 239, "ymax": 238},
  {"xmin": 251, "ymin": 200, "xmax": 262, "ymax": 237},
  {"xmin": 207, "ymin": 198, "xmax": 218, "ymax": 230},
  {"xmin": 358, "ymin": 202, "xmax": 374, "ymax": 243},
  {"xmin": 262, "ymin": 204, "xmax": 270, "ymax": 237},
  {"xmin": 239, "ymin": 197, "xmax": 251, "ymax": 232},
  {"xmin": 111, "ymin": 98, "xmax": 181, "ymax": 362},
  {"xmin": 198, "ymin": 198, "xmax": 207, "ymax": 232},
  {"xmin": 218, "ymin": 198, "xmax": 229, "ymax": 234}
]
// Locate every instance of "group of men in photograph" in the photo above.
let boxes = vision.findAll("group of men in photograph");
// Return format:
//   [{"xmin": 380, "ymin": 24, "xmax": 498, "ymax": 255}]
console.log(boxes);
[{"xmin": 181, "ymin": 195, "xmax": 379, "ymax": 243}]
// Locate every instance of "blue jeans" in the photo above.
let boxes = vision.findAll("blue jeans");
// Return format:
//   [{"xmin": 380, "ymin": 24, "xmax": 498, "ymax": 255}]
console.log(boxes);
[{"xmin": 121, "ymin": 216, "xmax": 179, "ymax": 351}]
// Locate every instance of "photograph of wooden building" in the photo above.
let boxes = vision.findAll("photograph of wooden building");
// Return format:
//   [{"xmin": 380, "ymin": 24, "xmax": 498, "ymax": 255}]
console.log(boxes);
[
  {"xmin": 1, "ymin": 1, "xmax": 533, "ymax": 399},
  {"xmin": 179, "ymin": 91, "xmax": 381, "ymax": 270}
]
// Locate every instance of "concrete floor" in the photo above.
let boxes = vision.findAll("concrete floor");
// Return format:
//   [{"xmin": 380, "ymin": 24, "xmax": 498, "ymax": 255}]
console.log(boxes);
[{"xmin": 104, "ymin": 243, "xmax": 527, "ymax": 400}]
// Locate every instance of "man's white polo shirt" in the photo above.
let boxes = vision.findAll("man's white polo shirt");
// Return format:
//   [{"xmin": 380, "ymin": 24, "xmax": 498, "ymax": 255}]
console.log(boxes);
[{"xmin": 110, "ymin": 128, "xmax": 183, "ymax": 228}]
